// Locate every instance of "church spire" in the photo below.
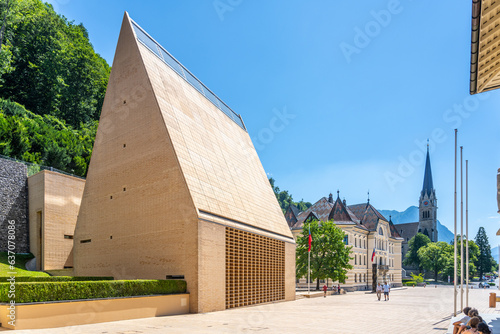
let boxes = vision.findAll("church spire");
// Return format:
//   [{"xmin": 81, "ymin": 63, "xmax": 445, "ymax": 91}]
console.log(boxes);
[{"xmin": 421, "ymin": 141, "xmax": 434, "ymax": 197}]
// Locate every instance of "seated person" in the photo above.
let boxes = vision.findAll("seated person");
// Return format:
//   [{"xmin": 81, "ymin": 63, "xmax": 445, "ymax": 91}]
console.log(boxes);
[
  {"xmin": 453, "ymin": 307, "xmax": 471, "ymax": 334},
  {"xmin": 458, "ymin": 309, "xmax": 479, "ymax": 334},
  {"xmin": 463, "ymin": 317, "xmax": 481, "ymax": 334},
  {"xmin": 477, "ymin": 322, "xmax": 491, "ymax": 334}
]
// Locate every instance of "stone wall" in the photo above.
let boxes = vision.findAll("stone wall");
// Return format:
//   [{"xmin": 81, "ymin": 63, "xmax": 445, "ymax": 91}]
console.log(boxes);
[{"xmin": 0, "ymin": 157, "xmax": 29, "ymax": 253}]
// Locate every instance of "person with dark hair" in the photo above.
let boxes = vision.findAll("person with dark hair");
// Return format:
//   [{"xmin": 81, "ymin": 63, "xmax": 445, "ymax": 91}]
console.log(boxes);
[
  {"xmin": 453, "ymin": 307, "xmax": 472, "ymax": 334},
  {"xmin": 477, "ymin": 322, "xmax": 491, "ymax": 334},
  {"xmin": 463, "ymin": 317, "xmax": 481, "ymax": 334}
]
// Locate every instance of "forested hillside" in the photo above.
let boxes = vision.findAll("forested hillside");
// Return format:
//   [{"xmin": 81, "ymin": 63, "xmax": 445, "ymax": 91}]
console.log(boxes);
[{"xmin": 0, "ymin": 0, "xmax": 110, "ymax": 176}]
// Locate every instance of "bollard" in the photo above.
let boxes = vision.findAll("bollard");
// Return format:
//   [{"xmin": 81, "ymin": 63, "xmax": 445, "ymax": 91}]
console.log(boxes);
[{"xmin": 489, "ymin": 293, "xmax": 496, "ymax": 308}]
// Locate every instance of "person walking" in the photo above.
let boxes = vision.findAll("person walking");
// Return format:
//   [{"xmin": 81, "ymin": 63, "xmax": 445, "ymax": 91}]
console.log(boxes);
[
  {"xmin": 337, "ymin": 284, "xmax": 341, "ymax": 295},
  {"xmin": 376, "ymin": 282, "xmax": 382, "ymax": 301},
  {"xmin": 383, "ymin": 281, "xmax": 390, "ymax": 301},
  {"xmin": 323, "ymin": 284, "xmax": 327, "ymax": 298}
]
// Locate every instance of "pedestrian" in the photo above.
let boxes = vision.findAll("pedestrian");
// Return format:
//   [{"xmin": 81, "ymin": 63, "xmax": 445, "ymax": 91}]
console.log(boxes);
[
  {"xmin": 376, "ymin": 282, "xmax": 382, "ymax": 301},
  {"xmin": 383, "ymin": 281, "xmax": 390, "ymax": 301},
  {"xmin": 337, "ymin": 284, "xmax": 341, "ymax": 295},
  {"xmin": 323, "ymin": 284, "xmax": 327, "ymax": 298}
]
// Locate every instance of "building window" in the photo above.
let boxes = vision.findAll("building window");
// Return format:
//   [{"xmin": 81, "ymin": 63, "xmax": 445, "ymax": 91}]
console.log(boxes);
[
  {"xmin": 355, "ymin": 238, "xmax": 357, "ymax": 247},
  {"xmin": 378, "ymin": 227, "xmax": 383, "ymax": 235},
  {"xmin": 355, "ymin": 256, "xmax": 357, "ymax": 265},
  {"xmin": 344, "ymin": 235, "xmax": 348, "ymax": 245},
  {"xmin": 364, "ymin": 256, "xmax": 366, "ymax": 265},
  {"xmin": 64, "ymin": 235, "xmax": 73, "ymax": 239},
  {"xmin": 355, "ymin": 274, "xmax": 357, "ymax": 283}
]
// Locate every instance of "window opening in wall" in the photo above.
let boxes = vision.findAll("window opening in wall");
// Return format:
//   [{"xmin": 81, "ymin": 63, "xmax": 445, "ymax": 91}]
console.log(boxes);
[
  {"xmin": 64, "ymin": 235, "xmax": 73, "ymax": 239},
  {"xmin": 80, "ymin": 239, "xmax": 92, "ymax": 244}
]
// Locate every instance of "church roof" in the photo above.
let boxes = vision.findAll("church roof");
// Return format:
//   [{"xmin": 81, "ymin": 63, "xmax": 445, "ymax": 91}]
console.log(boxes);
[
  {"xmin": 288, "ymin": 204, "xmax": 300, "ymax": 218},
  {"xmin": 394, "ymin": 222, "xmax": 419, "ymax": 242},
  {"xmin": 422, "ymin": 146, "xmax": 434, "ymax": 197}
]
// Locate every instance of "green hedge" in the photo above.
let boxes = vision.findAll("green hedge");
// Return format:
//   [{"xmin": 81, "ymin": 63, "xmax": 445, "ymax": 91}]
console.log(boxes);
[
  {"xmin": 403, "ymin": 281, "xmax": 417, "ymax": 286},
  {"xmin": 0, "ymin": 276, "xmax": 113, "ymax": 282},
  {"xmin": 0, "ymin": 280, "xmax": 186, "ymax": 303}
]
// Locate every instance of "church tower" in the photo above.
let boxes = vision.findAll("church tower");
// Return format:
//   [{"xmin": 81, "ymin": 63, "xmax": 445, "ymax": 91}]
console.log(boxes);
[{"xmin": 418, "ymin": 144, "xmax": 438, "ymax": 242}]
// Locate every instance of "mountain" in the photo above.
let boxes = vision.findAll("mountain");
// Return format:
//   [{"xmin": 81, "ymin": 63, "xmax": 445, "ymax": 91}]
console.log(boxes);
[{"xmin": 379, "ymin": 206, "xmax": 454, "ymax": 243}]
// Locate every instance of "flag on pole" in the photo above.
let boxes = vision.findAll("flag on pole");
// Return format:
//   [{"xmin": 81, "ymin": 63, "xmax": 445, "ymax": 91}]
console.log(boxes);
[
  {"xmin": 308, "ymin": 224, "xmax": 312, "ymax": 252},
  {"xmin": 371, "ymin": 248, "xmax": 376, "ymax": 262}
]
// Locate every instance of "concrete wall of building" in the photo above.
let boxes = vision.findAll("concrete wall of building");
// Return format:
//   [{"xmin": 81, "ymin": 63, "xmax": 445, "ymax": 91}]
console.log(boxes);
[
  {"xmin": 197, "ymin": 221, "xmax": 226, "ymax": 312},
  {"xmin": 0, "ymin": 294, "xmax": 189, "ymax": 330},
  {"xmin": 28, "ymin": 171, "xmax": 85, "ymax": 270},
  {"xmin": 74, "ymin": 14, "xmax": 200, "ymax": 313},
  {"xmin": 74, "ymin": 13, "xmax": 295, "ymax": 313},
  {"xmin": 27, "ymin": 172, "xmax": 44, "ymax": 270},
  {"xmin": 0, "ymin": 157, "xmax": 29, "ymax": 253}
]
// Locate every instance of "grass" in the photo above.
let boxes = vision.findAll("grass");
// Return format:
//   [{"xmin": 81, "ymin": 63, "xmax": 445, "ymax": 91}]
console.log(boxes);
[{"xmin": 0, "ymin": 252, "xmax": 50, "ymax": 277}]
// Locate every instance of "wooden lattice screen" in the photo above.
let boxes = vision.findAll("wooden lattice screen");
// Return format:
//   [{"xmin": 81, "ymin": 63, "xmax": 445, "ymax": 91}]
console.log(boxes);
[{"xmin": 225, "ymin": 227, "xmax": 285, "ymax": 309}]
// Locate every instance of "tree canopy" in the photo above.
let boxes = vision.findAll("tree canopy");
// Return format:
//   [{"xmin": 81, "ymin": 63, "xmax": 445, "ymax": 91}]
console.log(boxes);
[
  {"xmin": 403, "ymin": 233, "xmax": 431, "ymax": 271},
  {"xmin": 269, "ymin": 177, "xmax": 312, "ymax": 213},
  {"xmin": 0, "ymin": 0, "xmax": 110, "ymax": 127},
  {"xmin": 417, "ymin": 241, "xmax": 451, "ymax": 282},
  {"xmin": 0, "ymin": 99, "xmax": 96, "ymax": 176},
  {"xmin": 295, "ymin": 220, "xmax": 352, "ymax": 290},
  {"xmin": 475, "ymin": 227, "xmax": 496, "ymax": 279}
]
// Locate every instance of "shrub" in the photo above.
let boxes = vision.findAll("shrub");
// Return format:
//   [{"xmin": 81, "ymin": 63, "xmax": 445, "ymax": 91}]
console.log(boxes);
[
  {"xmin": 410, "ymin": 273, "xmax": 424, "ymax": 283},
  {"xmin": 0, "ymin": 276, "xmax": 113, "ymax": 282},
  {"xmin": 0, "ymin": 279, "xmax": 186, "ymax": 303},
  {"xmin": 403, "ymin": 280, "xmax": 417, "ymax": 286}
]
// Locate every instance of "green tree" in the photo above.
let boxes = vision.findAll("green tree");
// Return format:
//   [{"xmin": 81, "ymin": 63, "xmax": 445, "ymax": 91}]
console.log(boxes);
[
  {"xmin": 404, "ymin": 233, "xmax": 431, "ymax": 272},
  {"xmin": 475, "ymin": 227, "xmax": 494, "ymax": 279},
  {"xmin": 442, "ymin": 236, "xmax": 479, "ymax": 282},
  {"xmin": 296, "ymin": 220, "xmax": 353, "ymax": 290},
  {"xmin": 417, "ymin": 241, "xmax": 451, "ymax": 282},
  {"xmin": 0, "ymin": 99, "xmax": 96, "ymax": 176},
  {"xmin": 0, "ymin": 0, "xmax": 110, "ymax": 127},
  {"xmin": 269, "ymin": 177, "xmax": 312, "ymax": 214}
]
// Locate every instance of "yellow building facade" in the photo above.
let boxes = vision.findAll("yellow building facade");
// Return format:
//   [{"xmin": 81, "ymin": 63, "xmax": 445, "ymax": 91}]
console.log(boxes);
[{"xmin": 287, "ymin": 194, "xmax": 403, "ymax": 290}]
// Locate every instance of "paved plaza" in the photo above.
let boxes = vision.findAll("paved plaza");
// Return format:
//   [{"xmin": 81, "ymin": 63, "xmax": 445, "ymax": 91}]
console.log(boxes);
[{"xmin": 8, "ymin": 286, "xmax": 500, "ymax": 334}]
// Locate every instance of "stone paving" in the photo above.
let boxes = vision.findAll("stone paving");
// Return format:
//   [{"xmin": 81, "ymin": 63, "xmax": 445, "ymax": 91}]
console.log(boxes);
[{"xmin": 10, "ymin": 286, "xmax": 500, "ymax": 334}]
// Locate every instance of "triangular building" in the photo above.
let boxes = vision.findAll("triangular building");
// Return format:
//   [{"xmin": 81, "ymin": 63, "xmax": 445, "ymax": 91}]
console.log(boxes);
[{"xmin": 74, "ymin": 13, "xmax": 295, "ymax": 313}]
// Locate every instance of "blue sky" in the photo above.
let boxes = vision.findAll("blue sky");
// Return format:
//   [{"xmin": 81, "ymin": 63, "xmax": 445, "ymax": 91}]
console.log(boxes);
[{"xmin": 46, "ymin": 0, "xmax": 500, "ymax": 242}]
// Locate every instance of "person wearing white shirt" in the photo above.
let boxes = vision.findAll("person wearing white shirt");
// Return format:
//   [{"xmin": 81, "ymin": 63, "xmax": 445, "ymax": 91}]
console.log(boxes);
[{"xmin": 383, "ymin": 282, "xmax": 390, "ymax": 301}]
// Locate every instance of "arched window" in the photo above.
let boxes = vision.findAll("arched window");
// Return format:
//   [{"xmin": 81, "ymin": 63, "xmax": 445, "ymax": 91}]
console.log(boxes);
[{"xmin": 378, "ymin": 227, "xmax": 383, "ymax": 235}]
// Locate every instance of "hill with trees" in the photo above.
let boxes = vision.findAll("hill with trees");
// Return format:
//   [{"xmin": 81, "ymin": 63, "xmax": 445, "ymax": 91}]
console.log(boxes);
[{"xmin": 0, "ymin": 0, "xmax": 110, "ymax": 176}]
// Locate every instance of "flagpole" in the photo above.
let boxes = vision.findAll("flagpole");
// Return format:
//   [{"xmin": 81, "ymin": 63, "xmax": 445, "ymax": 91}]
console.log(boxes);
[
  {"xmin": 308, "ymin": 250, "xmax": 310, "ymax": 295},
  {"xmin": 466, "ymin": 159, "xmax": 469, "ymax": 307},
  {"xmin": 454, "ymin": 129, "xmax": 458, "ymax": 317},
  {"xmin": 308, "ymin": 223, "xmax": 311, "ymax": 295},
  {"xmin": 460, "ymin": 146, "xmax": 464, "ymax": 311}
]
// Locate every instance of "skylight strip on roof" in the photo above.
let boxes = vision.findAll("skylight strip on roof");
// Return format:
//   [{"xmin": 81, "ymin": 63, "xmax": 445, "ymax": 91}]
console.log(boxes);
[{"xmin": 130, "ymin": 19, "xmax": 246, "ymax": 131}]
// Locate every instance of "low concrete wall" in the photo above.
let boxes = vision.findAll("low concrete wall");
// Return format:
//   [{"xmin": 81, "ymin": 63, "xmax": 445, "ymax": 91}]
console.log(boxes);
[
  {"xmin": 0, "ymin": 294, "xmax": 189, "ymax": 330},
  {"xmin": 45, "ymin": 268, "xmax": 74, "ymax": 276}
]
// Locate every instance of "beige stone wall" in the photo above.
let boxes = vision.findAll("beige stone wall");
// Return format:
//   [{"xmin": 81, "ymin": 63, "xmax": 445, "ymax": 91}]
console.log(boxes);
[
  {"xmin": 74, "ymin": 13, "xmax": 294, "ymax": 313},
  {"xmin": 28, "ymin": 171, "xmax": 84, "ymax": 270},
  {"xmin": 197, "ymin": 221, "xmax": 225, "ymax": 312},
  {"xmin": 28, "ymin": 172, "xmax": 44, "ymax": 270},
  {"xmin": 285, "ymin": 242, "xmax": 296, "ymax": 301},
  {"xmin": 73, "ymin": 14, "xmax": 200, "ymax": 313}
]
